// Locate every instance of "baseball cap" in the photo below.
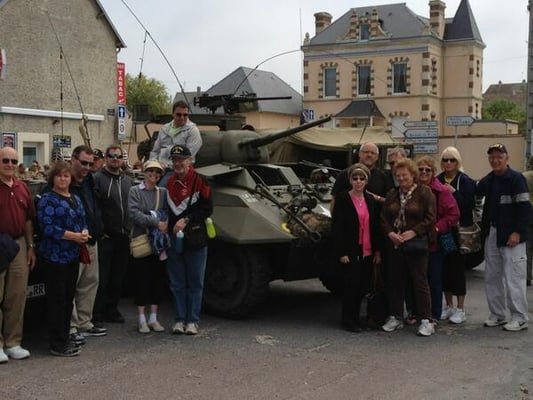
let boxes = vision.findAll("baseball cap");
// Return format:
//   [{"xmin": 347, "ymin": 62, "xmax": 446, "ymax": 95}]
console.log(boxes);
[
  {"xmin": 487, "ymin": 143, "xmax": 507, "ymax": 154},
  {"xmin": 143, "ymin": 160, "xmax": 163, "ymax": 172},
  {"xmin": 93, "ymin": 149, "xmax": 104, "ymax": 159},
  {"xmin": 169, "ymin": 145, "xmax": 192, "ymax": 158}
]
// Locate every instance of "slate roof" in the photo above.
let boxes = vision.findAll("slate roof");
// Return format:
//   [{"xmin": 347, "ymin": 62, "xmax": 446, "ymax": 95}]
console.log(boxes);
[
  {"xmin": 335, "ymin": 100, "xmax": 384, "ymax": 118},
  {"xmin": 192, "ymin": 66, "xmax": 302, "ymax": 115},
  {"xmin": 309, "ymin": 0, "xmax": 483, "ymax": 45},
  {"xmin": 484, "ymin": 82, "xmax": 527, "ymax": 107}
]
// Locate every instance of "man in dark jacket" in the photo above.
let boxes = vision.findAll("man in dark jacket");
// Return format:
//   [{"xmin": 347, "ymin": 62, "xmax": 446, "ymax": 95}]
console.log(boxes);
[
  {"xmin": 69, "ymin": 145, "xmax": 107, "ymax": 341},
  {"xmin": 477, "ymin": 144, "xmax": 530, "ymax": 331},
  {"xmin": 92, "ymin": 146, "xmax": 133, "ymax": 324}
]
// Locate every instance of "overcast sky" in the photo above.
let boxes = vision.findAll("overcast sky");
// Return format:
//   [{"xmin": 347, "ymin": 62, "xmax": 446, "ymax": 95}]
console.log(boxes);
[{"xmin": 98, "ymin": 0, "xmax": 529, "ymax": 98}]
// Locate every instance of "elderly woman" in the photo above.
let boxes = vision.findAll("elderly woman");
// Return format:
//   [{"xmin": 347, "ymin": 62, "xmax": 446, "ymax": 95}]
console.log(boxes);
[
  {"xmin": 37, "ymin": 161, "xmax": 88, "ymax": 357},
  {"xmin": 381, "ymin": 159, "xmax": 436, "ymax": 336},
  {"xmin": 416, "ymin": 156, "xmax": 460, "ymax": 322},
  {"xmin": 331, "ymin": 163, "xmax": 382, "ymax": 332},
  {"xmin": 128, "ymin": 160, "xmax": 170, "ymax": 334},
  {"xmin": 437, "ymin": 147, "xmax": 476, "ymax": 323}
]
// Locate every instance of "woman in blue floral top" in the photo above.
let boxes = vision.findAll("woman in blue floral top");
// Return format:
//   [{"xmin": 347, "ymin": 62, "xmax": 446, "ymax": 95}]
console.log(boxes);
[{"xmin": 37, "ymin": 161, "xmax": 88, "ymax": 357}]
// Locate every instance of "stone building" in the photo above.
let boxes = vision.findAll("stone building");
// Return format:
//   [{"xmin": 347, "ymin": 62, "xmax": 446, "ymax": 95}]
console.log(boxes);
[{"xmin": 0, "ymin": 0, "xmax": 125, "ymax": 165}]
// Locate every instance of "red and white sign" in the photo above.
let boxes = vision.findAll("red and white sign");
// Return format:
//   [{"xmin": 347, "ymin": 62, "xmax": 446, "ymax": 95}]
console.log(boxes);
[
  {"xmin": 117, "ymin": 62, "xmax": 126, "ymax": 105},
  {"xmin": 0, "ymin": 49, "xmax": 6, "ymax": 80}
]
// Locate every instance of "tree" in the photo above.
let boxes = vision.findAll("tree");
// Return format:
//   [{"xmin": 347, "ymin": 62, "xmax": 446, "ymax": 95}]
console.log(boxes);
[
  {"xmin": 126, "ymin": 73, "xmax": 172, "ymax": 119},
  {"xmin": 482, "ymin": 99, "xmax": 526, "ymax": 133}
]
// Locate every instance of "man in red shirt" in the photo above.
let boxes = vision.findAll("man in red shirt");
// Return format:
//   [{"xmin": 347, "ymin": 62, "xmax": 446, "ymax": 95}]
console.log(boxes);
[{"xmin": 0, "ymin": 146, "xmax": 37, "ymax": 363}]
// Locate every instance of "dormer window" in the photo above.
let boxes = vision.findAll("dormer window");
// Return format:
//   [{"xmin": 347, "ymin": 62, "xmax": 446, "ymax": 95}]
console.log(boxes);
[{"xmin": 360, "ymin": 23, "xmax": 370, "ymax": 40}]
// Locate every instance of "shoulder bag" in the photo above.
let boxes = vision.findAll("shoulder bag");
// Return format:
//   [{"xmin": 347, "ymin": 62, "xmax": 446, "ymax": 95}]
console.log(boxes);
[
  {"xmin": 183, "ymin": 175, "xmax": 209, "ymax": 250},
  {"xmin": 130, "ymin": 188, "xmax": 160, "ymax": 259}
]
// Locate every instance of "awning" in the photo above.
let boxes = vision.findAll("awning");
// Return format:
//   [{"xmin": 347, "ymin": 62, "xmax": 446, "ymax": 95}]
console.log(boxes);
[{"xmin": 335, "ymin": 100, "xmax": 384, "ymax": 119}]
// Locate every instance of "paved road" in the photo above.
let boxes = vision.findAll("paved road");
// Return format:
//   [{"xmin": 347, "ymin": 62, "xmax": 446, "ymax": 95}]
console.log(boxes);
[{"xmin": 1, "ymin": 263, "xmax": 532, "ymax": 400}]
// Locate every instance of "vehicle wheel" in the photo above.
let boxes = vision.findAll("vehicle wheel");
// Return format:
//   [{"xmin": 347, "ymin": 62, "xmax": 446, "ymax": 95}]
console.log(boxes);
[{"xmin": 203, "ymin": 244, "xmax": 271, "ymax": 319}]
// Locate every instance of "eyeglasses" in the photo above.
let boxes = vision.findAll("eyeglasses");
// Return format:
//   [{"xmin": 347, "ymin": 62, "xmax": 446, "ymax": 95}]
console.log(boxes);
[
  {"xmin": 351, "ymin": 176, "xmax": 366, "ymax": 181},
  {"xmin": 2, "ymin": 158, "xmax": 18, "ymax": 165},
  {"xmin": 418, "ymin": 167, "xmax": 432, "ymax": 173},
  {"xmin": 106, "ymin": 153, "xmax": 123, "ymax": 160},
  {"xmin": 174, "ymin": 113, "xmax": 189, "ymax": 117},
  {"xmin": 442, "ymin": 158, "xmax": 457, "ymax": 163},
  {"xmin": 74, "ymin": 157, "xmax": 94, "ymax": 167}
]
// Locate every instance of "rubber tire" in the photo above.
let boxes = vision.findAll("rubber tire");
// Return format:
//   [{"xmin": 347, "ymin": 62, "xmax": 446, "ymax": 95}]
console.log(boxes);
[{"xmin": 203, "ymin": 245, "xmax": 271, "ymax": 319}]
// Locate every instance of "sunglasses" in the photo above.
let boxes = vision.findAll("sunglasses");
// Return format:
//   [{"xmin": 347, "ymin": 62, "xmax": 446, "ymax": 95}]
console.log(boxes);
[
  {"xmin": 145, "ymin": 168, "xmax": 162, "ymax": 174},
  {"xmin": 74, "ymin": 157, "xmax": 94, "ymax": 167},
  {"xmin": 106, "ymin": 153, "xmax": 123, "ymax": 160},
  {"xmin": 351, "ymin": 176, "xmax": 366, "ymax": 181},
  {"xmin": 442, "ymin": 158, "xmax": 456, "ymax": 163},
  {"xmin": 418, "ymin": 167, "xmax": 432, "ymax": 173},
  {"xmin": 174, "ymin": 113, "xmax": 189, "ymax": 117},
  {"xmin": 2, "ymin": 158, "xmax": 18, "ymax": 165}
]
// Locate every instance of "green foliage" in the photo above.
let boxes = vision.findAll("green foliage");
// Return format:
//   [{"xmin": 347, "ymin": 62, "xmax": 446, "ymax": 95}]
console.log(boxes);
[
  {"xmin": 125, "ymin": 73, "xmax": 172, "ymax": 118},
  {"xmin": 482, "ymin": 99, "xmax": 526, "ymax": 133}
]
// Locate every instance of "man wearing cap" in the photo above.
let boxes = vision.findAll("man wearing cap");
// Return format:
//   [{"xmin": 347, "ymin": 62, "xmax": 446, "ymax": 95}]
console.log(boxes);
[
  {"xmin": 92, "ymin": 146, "xmax": 133, "ymax": 324},
  {"xmin": 150, "ymin": 101, "xmax": 202, "ymax": 187},
  {"xmin": 166, "ymin": 144, "xmax": 212, "ymax": 335},
  {"xmin": 91, "ymin": 149, "xmax": 105, "ymax": 172},
  {"xmin": 477, "ymin": 143, "xmax": 530, "ymax": 331}
]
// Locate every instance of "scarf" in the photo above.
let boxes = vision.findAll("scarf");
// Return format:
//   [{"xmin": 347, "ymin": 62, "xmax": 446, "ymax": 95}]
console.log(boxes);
[{"xmin": 393, "ymin": 184, "xmax": 417, "ymax": 232}]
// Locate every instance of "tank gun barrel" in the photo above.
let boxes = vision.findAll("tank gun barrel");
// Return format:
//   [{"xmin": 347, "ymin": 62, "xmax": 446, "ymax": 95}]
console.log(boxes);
[{"xmin": 240, "ymin": 116, "xmax": 332, "ymax": 149}]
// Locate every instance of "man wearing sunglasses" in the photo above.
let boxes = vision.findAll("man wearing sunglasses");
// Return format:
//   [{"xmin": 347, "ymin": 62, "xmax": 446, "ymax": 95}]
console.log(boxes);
[
  {"xmin": 150, "ymin": 100, "xmax": 202, "ymax": 187},
  {"xmin": 68, "ymin": 146, "xmax": 106, "ymax": 342},
  {"xmin": 0, "ymin": 146, "xmax": 36, "ymax": 362},
  {"xmin": 93, "ymin": 146, "xmax": 133, "ymax": 324},
  {"xmin": 477, "ymin": 144, "xmax": 530, "ymax": 332}
]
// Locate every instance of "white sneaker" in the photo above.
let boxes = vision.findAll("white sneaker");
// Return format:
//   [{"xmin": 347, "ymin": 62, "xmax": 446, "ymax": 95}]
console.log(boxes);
[
  {"xmin": 172, "ymin": 322, "xmax": 185, "ymax": 334},
  {"xmin": 185, "ymin": 322, "xmax": 198, "ymax": 335},
  {"xmin": 440, "ymin": 306, "xmax": 455, "ymax": 320},
  {"xmin": 0, "ymin": 349, "xmax": 8, "ymax": 363},
  {"xmin": 502, "ymin": 321, "xmax": 528, "ymax": 332},
  {"xmin": 138, "ymin": 322, "xmax": 150, "ymax": 334},
  {"xmin": 483, "ymin": 317, "xmax": 507, "ymax": 327},
  {"xmin": 449, "ymin": 309, "xmax": 466, "ymax": 324},
  {"xmin": 382, "ymin": 316, "xmax": 403, "ymax": 332},
  {"xmin": 5, "ymin": 346, "xmax": 30, "ymax": 360},
  {"xmin": 417, "ymin": 319, "xmax": 435, "ymax": 337}
]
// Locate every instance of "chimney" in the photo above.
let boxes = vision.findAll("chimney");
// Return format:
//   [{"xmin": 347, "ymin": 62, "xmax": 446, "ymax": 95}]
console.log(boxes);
[
  {"xmin": 314, "ymin": 12, "xmax": 332, "ymax": 35},
  {"xmin": 429, "ymin": 0, "xmax": 446, "ymax": 39}
]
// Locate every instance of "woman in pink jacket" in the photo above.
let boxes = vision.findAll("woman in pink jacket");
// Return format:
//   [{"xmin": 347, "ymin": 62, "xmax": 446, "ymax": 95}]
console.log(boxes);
[{"xmin": 416, "ymin": 156, "xmax": 460, "ymax": 321}]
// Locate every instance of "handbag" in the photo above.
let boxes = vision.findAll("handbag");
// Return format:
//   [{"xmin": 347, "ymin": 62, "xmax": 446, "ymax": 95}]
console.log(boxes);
[
  {"xmin": 458, "ymin": 223, "xmax": 482, "ymax": 254},
  {"xmin": 439, "ymin": 231, "xmax": 457, "ymax": 255},
  {"xmin": 130, "ymin": 234, "xmax": 152, "ymax": 258},
  {"xmin": 129, "ymin": 188, "xmax": 161, "ymax": 259},
  {"xmin": 399, "ymin": 237, "xmax": 429, "ymax": 254}
]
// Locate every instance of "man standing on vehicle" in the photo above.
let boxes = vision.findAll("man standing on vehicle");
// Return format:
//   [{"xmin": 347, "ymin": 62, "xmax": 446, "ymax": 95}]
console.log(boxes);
[
  {"xmin": 478, "ymin": 144, "xmax": 530, "ymax": 331},
  {"xmin": 93, "ymin": 146, "xmax": 133, "ymax": 324},
  {"xmin": 150, "ymin": 100, "xmax": 203, "ymax": 187},
  {"xmin": 330, "ymin": 142, "xmax": 392, "ymax": 211},
  {"xmin": 0, "ymin": 146, "xmax": 36, "ymax": 362},
  {"xmin": 68, "ymin": 145, "xmax": 106, "ymax": 343}
]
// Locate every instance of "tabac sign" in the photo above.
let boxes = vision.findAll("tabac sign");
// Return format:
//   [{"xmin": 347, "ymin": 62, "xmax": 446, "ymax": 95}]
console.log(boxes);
[{"xmin": 117, "ymin": 62, "xmax": 126, "ymax": 105}]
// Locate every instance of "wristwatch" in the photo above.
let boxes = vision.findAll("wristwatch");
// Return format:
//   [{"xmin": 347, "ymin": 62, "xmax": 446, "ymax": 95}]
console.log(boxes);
[{"xmin": 27, "ymin": 243, "xmax": 35, "ymax": 248}]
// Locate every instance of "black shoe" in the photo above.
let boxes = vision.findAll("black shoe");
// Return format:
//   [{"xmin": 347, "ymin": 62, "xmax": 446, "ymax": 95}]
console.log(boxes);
[
  {"xmin": 80, "ymin": 326, "xmax": 107, "ymax": 337},
  {"xmin": 50, "ymin": 344, "xmax": 81, "ymax": 357},
  {"xmin": 69, "ymin": 332, "xmax": 86, "ymax": 346},
  {"xmin": 342, "ymin": 321, "xmax": 362, "ymax": 333},
  {"xmin": 104, "ymin": 310, "xmax": 125, "ymax": 323}
]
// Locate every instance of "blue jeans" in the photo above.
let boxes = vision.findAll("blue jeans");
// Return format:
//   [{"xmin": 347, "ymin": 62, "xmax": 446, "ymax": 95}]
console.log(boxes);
[
  {"xmin": 428, "ymin": 251, "xmax": 443, "ymax": 320},
  {"xmin": 167, "ymin": 243, "xmax": 208, "ymax": 323}
]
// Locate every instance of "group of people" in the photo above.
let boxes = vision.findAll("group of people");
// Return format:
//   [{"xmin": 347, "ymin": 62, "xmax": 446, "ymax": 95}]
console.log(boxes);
[
  {"xmin": 0, "ymin": 100, "xmax": 212, "ymax": 361},
  {"xmin": 331, "ymin": 142, "xmax": 530, "ymax": 336}
]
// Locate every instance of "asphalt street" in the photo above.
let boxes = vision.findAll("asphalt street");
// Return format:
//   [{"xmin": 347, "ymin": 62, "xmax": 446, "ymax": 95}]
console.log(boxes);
[{"xmin": 1, "ymin": 262, "xmax": 532, "ymax": 400}]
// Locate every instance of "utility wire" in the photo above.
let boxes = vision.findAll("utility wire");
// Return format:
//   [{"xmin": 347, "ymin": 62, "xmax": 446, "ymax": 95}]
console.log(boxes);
[{"xmin": 120, "ymin": 0, "xmax": 189, "ymax": 106}]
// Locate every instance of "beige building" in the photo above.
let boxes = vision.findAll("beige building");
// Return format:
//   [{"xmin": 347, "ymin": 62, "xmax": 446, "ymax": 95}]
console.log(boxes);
[
  {"xmin": 0, "ymin": 0, "xmax": 125, "ymax": 165},
  {"xmin": 301, "ymin": 0, "xmax": 525, "ymax": 174}
]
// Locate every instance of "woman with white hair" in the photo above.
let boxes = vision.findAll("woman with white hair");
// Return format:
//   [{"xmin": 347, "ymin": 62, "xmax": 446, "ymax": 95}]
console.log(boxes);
[{"xmin": 437, "ymin": 146, "xmax": 476, "ymax": 324}]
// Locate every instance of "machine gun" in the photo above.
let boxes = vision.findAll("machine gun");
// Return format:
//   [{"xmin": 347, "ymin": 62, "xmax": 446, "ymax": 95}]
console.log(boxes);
[{"xmin": 194, "ymin": 93, "xmax": 292, "ymax": 114}]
